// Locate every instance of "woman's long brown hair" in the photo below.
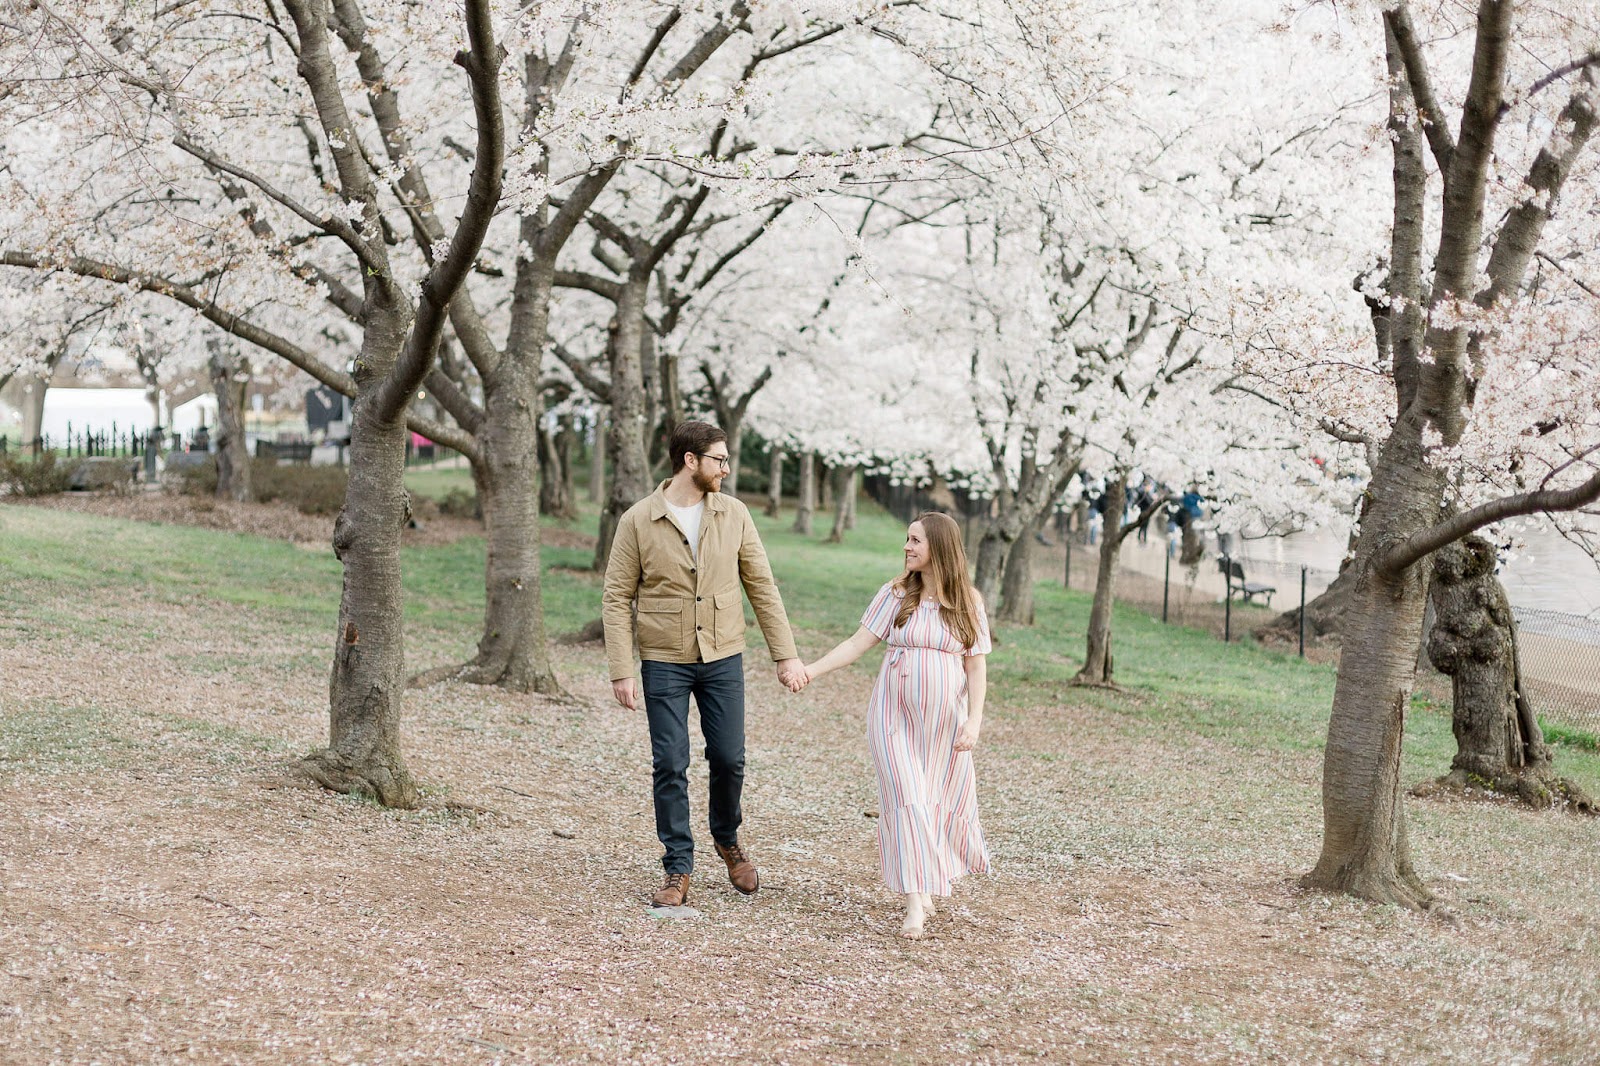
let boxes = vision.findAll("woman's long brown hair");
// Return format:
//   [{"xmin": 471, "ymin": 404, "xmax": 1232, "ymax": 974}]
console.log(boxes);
[{"xmin": 893, "ymin": 511, "xmax": 982, "ymax": 648}]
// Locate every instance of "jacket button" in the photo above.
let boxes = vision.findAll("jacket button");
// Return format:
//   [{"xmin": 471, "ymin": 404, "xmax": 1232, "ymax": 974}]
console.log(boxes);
[
  {"xmin": 690, "ymin": 567, "xmax": 696, "ymax": 574},
  {"xmin": 696, "ymin": 625, "xmax": 703, "ymax": 631},
  {"xmin": 696, "ymin": 596, "xmax": 702, "ymax": 602}
]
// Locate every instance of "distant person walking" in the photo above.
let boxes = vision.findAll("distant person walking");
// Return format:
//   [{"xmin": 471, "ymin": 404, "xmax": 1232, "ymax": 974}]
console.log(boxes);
[
  {"xmin": 798, "ymin": 511, "xmax": 992, "ymax": 939},
  {"xmin": 602, "ymin": 421, "xmax": 807, "ymax": 908}
]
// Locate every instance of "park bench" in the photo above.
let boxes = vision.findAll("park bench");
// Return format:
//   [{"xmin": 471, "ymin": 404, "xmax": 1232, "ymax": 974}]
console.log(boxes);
[{"xmin": 1219, "ymin": 557, "xmax": 1276, "ymax": 607}]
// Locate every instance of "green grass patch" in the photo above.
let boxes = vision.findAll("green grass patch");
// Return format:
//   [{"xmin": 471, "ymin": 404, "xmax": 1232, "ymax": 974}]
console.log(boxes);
[
  {"xmin": 5, "ymin": 492, "xmax": 1599, "ymax": 800},
  {"xmin": 1544, "ymin": 722, "xmax": 1600, "ymax": 752},
  {"xmin": 404, "ymin": 465, "xmax": 476, "ymax": 502}
]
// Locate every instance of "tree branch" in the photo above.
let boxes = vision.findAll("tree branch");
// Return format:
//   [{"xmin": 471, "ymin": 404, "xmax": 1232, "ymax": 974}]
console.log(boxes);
[
  {"xmin": 1379, "ymin": 468, "xmax": 1600, "ymax": 577},
  {"xmin": 171, "ymin": 134, "xmax": 384, "ymax": 277},
  {"xmin": 551, "ymin": 343, "xmax": 612, "ymax": 404},
  {"xmin": 2, "ymin": 250, "xmax": 356, "ymax": 395},
  {"xmin": 1385, "ymin": 6, "xmax": 1456, "ymax": 172},
  {"xmin": 376, "ymin": 0, "xmax": 505, "ymax": 422}
]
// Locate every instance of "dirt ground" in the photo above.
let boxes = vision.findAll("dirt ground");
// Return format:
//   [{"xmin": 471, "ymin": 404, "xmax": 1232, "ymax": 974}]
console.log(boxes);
[{"xmin": 3, "ymin": 499, "xmax": 1600, "ymax": 1063}]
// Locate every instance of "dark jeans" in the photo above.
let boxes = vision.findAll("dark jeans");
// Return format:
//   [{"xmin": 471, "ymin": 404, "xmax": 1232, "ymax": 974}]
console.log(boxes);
[{"xmin": 640, "ymin": 654, "xmax": 746, "ymax": 875}]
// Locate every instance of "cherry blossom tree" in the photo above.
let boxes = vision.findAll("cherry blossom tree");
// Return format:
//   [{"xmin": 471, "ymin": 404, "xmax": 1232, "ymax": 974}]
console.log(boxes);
[
  {"xmin": 1, "ymin": 0, "xmax": 508, "ymax": 805},
  {"xmin": 1235, "ymin": 1, "xmax": 1600, "ymax": 904}
]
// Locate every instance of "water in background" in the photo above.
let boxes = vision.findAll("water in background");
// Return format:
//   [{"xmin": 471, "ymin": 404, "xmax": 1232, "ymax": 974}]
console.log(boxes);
[{"xmin": 1248, "ymin": 520, "xmax": 1600, "ymax": 619}]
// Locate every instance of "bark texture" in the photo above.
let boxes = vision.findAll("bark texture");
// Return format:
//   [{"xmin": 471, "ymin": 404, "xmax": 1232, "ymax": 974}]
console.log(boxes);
[{"xmin": 1420, "ymin": 536, "xmax": 1594, "ymax": 810}]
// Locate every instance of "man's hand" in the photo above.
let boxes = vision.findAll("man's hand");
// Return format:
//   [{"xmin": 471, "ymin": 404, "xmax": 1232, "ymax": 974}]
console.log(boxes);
[
  {"xmin": 776, "ymin": 658, "xmax": 808, "ymax": 693},
  {"xmin": 612, "ymin": 678, "xmax": 638, "ymax": 710}
]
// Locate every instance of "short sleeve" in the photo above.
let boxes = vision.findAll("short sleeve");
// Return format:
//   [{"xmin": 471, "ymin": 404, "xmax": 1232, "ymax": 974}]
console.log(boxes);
[
  {"xmin": 860, "ymin": 582, "xmax": 901, "ymax": 640},
  {"xmin": 965, "ymin": 593, "xmax": 992, "ymax": 656}
]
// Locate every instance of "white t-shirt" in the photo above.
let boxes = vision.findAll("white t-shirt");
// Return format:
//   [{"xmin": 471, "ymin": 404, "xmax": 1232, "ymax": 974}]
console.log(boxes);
[{"xmin": 666, "ymin": 499, "xmax": 706, "ymax": 561}]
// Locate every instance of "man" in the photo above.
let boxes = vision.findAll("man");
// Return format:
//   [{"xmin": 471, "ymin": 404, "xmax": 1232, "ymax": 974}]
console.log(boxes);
[{"xmin": 602, "ymin": 421, "xmax": 806, "ymax": 908}]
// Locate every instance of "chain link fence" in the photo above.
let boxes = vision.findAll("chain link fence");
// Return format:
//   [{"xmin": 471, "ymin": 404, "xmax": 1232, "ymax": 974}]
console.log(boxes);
[
  {"xmin": 1043, "ymin": 535, "xmax": 1600, "ymax": 736},
  {"xmin": 1511, "ymin": 607, "xmax": 1600, "ymax": 735}
]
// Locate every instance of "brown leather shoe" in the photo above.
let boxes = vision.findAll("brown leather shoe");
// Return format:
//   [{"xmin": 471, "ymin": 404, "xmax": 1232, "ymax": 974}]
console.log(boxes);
[
  {"xmin": 715, "ymin": 841, "xmax": 759, "ymax": 895},
  {"xmin": 651, "ymin": 872, "xmax": 690, "ymax": 908}
]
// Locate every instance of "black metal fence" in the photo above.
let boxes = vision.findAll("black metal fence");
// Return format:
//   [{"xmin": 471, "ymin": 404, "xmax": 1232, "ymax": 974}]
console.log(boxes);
[
  {"xmin": 0, "ymin": 424, "xmax": 172, "ymax": 459},
  {"xmin": 1, "ymin": 429, "xmax": 460, "ymax": 468}
]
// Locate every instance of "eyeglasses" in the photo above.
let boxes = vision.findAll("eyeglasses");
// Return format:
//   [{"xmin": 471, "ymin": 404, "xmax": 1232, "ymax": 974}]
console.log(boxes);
[{"xmin": 694, "ymin": 452, "xmax": 731, "ymax": 470}]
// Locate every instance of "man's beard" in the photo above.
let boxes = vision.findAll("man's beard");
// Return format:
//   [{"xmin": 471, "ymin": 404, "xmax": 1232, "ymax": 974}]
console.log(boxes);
[{"xmin": 692, "ymin": 467, "xmax": 721, "ymax": 494}]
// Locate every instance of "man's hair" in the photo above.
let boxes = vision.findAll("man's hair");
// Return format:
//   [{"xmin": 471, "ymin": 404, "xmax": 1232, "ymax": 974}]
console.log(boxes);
[{"xmin": 668, "ymin": 420, "xmax": 728, "ymax": 473}]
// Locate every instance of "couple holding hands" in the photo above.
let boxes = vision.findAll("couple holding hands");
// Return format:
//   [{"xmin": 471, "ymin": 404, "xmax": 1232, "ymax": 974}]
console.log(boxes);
[{"xmin": 602, "ymin": 422, "xmax": 991, "ymax": 939}]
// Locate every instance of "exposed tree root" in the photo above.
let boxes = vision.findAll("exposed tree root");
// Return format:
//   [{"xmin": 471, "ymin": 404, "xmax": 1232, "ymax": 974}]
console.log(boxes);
[
  {"xmin": 408, "ymin": 657, "xmax": 569, "ymax": 697},
  {"xmin": 1070, "ymin": 673, "xmax": 1122, "ymax": 691},
  {"xmin": 294, "ymin": 747, "xmax": 419, "ymax": 809},
  {"xmin": 555, "ymin": 618, "xmax": 606, "ymax": 645},
  {"xmin": 1300, "ymin": 864, "xmax": 1436, "ymax": 911},
  {"xmin": 1410, "ymin": 768, "xmax": 1598, "ymax": 813}
]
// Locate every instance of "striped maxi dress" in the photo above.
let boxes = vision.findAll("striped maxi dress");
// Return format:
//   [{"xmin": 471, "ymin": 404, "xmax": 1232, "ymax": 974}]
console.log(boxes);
[{"xmin": 859, "ymin": 581, "xmax": 993, "ymax": 896}]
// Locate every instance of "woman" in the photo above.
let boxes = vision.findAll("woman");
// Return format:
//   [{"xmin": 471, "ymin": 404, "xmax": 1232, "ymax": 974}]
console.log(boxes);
[{"xmin": 803, "ymin": 511, "xmax": 991, "ymax": 939}]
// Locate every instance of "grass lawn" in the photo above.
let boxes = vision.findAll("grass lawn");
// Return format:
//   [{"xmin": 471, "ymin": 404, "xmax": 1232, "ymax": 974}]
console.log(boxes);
[{"xmin": 2, "ymin": 493, "xmax": 1598, "ymax": 1063}]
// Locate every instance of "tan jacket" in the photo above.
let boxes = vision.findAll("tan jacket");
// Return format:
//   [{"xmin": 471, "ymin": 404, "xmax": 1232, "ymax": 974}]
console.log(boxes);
[{"xmin": 602, "ymin": 481, "xmax": 798, "ymax": 681}]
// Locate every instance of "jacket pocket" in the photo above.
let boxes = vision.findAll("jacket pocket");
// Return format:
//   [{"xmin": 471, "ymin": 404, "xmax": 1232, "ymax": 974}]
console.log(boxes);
[
  {"xmin": 713, "ymin": 589, "xmax": 743, "ymax": 646},
  {"xmin": 637, "ymin": 597, "xmax": 685, "ymax": 654}
]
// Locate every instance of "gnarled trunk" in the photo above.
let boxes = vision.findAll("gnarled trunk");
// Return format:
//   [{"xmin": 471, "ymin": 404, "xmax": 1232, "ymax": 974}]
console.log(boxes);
[
  {"xmin": 1421, "ymin": 536, "xmax": 1592, "ymax": 810},
  {"xmin": 792, "ymin": 451, "xmax": 815, "ymax": 534},
  {"xmin": 1074, "ymin": 477, "xmax": 1125, "ymax": 686}
]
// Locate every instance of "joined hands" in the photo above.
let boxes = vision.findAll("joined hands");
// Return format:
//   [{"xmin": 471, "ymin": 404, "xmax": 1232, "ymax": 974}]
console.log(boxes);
[{"xmin": 777, "ymin": 658, "xmax": 811, "ymax": 693}]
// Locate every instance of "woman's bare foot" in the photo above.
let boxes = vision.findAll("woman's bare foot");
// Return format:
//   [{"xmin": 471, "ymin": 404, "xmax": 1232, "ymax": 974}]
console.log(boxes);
[
  {"xmin": 920, "ymin": 893, "xmax": 936, "ymax": 918},
  {"xmin": 899, "ymin": 894, "xmax": 926, "ymax": 939}
]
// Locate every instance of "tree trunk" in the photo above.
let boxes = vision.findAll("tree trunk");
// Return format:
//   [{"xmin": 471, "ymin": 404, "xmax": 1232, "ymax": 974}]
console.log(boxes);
[
  {"xmin": 588, "ymin": 406, "xmax": 607, "ymax": 504},
  {"xmin": 765, "ymin": 447, "xmax": 783, "ymax": 517},
  {"xmin": 299, "ymin": 306, "xmax": 421, "ymax": 808},
  {"xmin": 1304, "ymin": 433, "xmax": 1441, "ymax": 908},
  {"xmin": 844, "ymin": 471, "xmax": 857, "ymax": 530},
  {"xmin": 972, "ymin": 531, "xmax": 1010, "ymax": 610},
  {"xmin": 723, "ymin": 418, "xmax": 745, "ymax": 496},
  {"xmin": 999, "ymin": 508, "xmax": 1050, "ymax": 625},
  {"xmin": 1074, "ymin": 477, "xmax": 1125, "ymax": 686},
  {"xmin": 827, "ymin": 463, "xmax": 856, "ymax": 543},
  {"xmin": 207, "ymin": 342, "xmax": 252, "ymax": 503},
  {"xmin": 19, "ymin": 374, "xmax": 46, "ymax": 455},
  {"xmin": 538, "ymin": 412, "xmax": 576, "ymax": 519},
  {"xmin": 792, "ymin": 451, "xmax": 815, "ymax": 534},
  {"xmin": 594, "ymin": 276, "xmax": 653, "ymax": 572},
  {"xmin": 1179, "ymin": 521, "xmax": 1205, "ymax": 566},
  {"xmin": 450, "ymin": 382, "xmax": 563, "ymax": 694},
  {"xmin": 1420, "ymin": 535, "xmax": 1593, "ymax": 809}
]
